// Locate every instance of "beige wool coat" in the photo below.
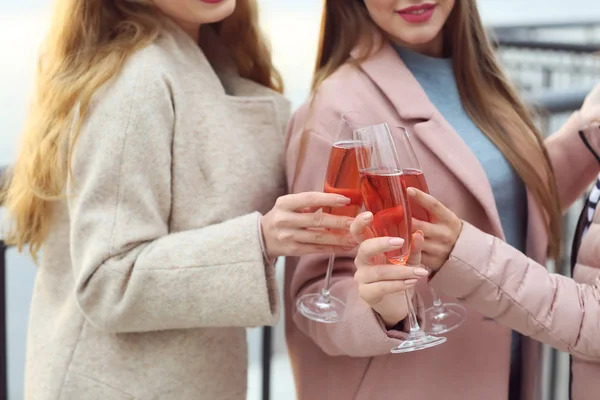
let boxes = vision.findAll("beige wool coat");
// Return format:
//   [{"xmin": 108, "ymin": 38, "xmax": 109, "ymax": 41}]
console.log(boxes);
[{"xmin": 24, "ymin": 21, "xmax": 290, "ymax": 400}]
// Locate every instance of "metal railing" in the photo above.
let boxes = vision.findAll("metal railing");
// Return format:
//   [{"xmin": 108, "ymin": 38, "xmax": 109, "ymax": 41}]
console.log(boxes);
[
  {"xmin": 492, "ymin": 20, "xmax": 600, "ymax": 42},
  {"xmin": 496, "ymin": 50, "xmax": 599, "ymax": 93},
  {"xmin": 491, "ymin": 21, "xmax": 600, "ymax": 96},
  {"xmin": 0, "ymin": 240, "xmax": 6, "ymax": 400},
  {"xmin": 495, "ymin": 40, "xmax": 599, "ymax": 53},
  {"xmin": 1, "ymin": 165, "xmax": 8, "ymax": 400},
  {"xmin": 527, "ymin": 89, "xmax": 593, "ymax": 114}
]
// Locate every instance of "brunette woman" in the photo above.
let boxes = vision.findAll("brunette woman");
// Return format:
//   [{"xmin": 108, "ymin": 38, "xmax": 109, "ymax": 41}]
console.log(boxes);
[{"xmin": 284, "ymin": 1, "xmax": 600, "ymax": 399}]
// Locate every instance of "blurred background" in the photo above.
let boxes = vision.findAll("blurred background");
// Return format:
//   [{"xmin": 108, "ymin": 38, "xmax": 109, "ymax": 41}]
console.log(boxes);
[{"xmin": 1, "ymin": 1, "xmax": 599, "ymax": 399}]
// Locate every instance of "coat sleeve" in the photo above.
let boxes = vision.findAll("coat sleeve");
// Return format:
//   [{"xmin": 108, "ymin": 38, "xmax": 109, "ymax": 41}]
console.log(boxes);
[
  {"xmin": 430, "ymin": 222, "xmax": 600, "ymax": 362},
  {"xmin": 67, "ymin": 56, "xmax": 278, "ymax": 334}
]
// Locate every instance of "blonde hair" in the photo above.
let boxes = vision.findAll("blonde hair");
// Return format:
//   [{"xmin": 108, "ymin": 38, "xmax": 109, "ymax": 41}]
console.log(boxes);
[
  {"xmin": 312, "ymin": 0, "xmax": 562, "ymax": 258},
  {"xmin": 3, "ymin": 0, "xmax": 282, "ymax": 256}
]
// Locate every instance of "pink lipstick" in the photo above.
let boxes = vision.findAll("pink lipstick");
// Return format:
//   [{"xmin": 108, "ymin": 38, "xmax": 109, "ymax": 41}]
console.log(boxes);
[{"xmin": 397, "ymin": 3, "xmax": 436, "ymax": 23}]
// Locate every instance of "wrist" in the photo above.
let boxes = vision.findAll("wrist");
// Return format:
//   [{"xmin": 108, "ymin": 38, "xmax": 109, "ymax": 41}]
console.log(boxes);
[
  {"xmin": 382, "ymin": 315, "xmax": 404, "ymax": 329},
  {"xmin": 258, "ymin": 216, "xmax": 276, "ymax": 264},
  {"xmin": 435, "ymin": 218, "xmax": 464, "ymax": 273},
  {"xmin": 378, "ymin": 307, "xmax": 409, "ymax": 329}
]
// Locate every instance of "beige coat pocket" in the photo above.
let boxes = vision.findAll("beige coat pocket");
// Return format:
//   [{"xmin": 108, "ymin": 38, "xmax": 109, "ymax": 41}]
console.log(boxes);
[{"xmin": 61, "ymin": 371, "xmax": 137, "ymax": 400}]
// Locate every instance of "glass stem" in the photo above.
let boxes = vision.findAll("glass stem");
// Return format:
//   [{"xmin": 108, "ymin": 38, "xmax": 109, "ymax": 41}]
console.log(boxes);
[
  {"xmin": 319, "ymin": 253, "xmax": 336, "ymax": 303},
  {"xmin": 404, "ymin": 289, "xmax": 422, "ymax": 334},
  {"xmin": 430, "ymin": 287, "xmax": 445, "ymax": 311}
]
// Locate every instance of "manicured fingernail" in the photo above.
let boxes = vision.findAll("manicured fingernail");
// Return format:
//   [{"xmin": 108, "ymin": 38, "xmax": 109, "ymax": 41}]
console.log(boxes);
[
  {"xmin": 362, "ymin": 212, "xmax": 373, "ymax": 221},
  {"xmin": 414, "ymin": 268, "xmax": 429, "ymax": 277},
  {"xmin": 407, "ymin": 188, "xmax": 416, "ymax": 197},
  {"xmin": 337, "ymin": 196, "xmax": 351, "ymax": 204},
  {"xmin": 389, "ymin": 238, "xmax": 404, "ymax": 246},
  {"xmin": 405, "ymin": 279, "xmax": 418, "ymax": 285},
  {"xmin": 348, "ymin": 237, "xmax": 358, "ymax": 245}
]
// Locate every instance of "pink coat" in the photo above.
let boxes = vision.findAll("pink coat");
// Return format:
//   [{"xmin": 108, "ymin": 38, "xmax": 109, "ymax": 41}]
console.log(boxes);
[{"xmin": 284, "ymin": 41, "xmax": 600, "ymax": 400}]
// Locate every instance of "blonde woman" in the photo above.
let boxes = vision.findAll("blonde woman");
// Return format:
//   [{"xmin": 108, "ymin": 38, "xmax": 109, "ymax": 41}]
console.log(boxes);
[
  {"xmin": 3, "ymin": 0, "xmax": 357, "ymax": 399},
  {"xmin": 284, "ymin": 1, "xmax": 600, "ymax": 399}
]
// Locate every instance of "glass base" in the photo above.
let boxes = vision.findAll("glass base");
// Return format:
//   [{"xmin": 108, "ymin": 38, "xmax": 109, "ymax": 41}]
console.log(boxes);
[
  {"xmin": 424, "ymin": 303, "xmax": 467, "ymax": 335},
  {"xmin": 296, "ymin": 293, "xmax": 346, "ymax": 324},
  {"xmin": 391, "ymin": 330, "xmax": 446, "ymax": 354}
]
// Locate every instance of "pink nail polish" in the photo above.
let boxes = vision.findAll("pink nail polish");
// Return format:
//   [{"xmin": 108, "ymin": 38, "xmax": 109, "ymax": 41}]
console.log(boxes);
[{"xmin": 389, "ymin": 238, "xmax": 404, "ymax": 246}]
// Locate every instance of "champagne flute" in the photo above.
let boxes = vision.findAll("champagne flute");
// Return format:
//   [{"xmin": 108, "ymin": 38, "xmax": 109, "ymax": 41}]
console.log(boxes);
[
  {"xmin": 296, "ymin": 112, "xmax": 369, "ymax": 323},
  {"xmin": 392, "ymin": 126, "xmax": 467, "ymax": 335},
  {"xmin": 353, "ymin": 123, "xmax": 446, "ymax": 353}
]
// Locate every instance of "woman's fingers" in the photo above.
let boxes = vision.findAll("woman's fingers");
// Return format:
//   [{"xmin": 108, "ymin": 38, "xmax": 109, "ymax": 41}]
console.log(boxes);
[
  {"xmin": 421, "ymin": 239, "xmax": 451, "ymax": 256},
  {"xmin": 282, "ymin": 210, "xmax": 354, "ymax": 230},
  {"xmin": 355, "ymin": 264, "xmax": 429, "ymax": 284},
  {"xmin": 349, "ymin": 212, "xmax": 375, "ymax": 243},
  {"xmin": 293, "ymin": 229, "xmax": 356, "ymax": 247},
  {"xmin": 263, "ymin": 191, "xmax": 362, "ymax": 258},
  {"xmin": 275, "ymin": 192, "xmax": 350, "ymax": 211},
  {"xmin": 359, "ymin": 280, "xmax": 419, "ymax": 304},
  {"xmin": 412, "ymin": 218, "xmax": 456, "ymax": 244},
  {"xmin": 355, "ymin": 236, "xmax": 405, "ymax": 267},
  {"xmin": 411, "ymin": 218, "xmax": 431, "ymax": 235},
  {"xmin": 420, "ymin": 244, "xmax": 450, "ymax": 270},
  {"xmin": 407, "ymin": 230, "xmax": 424, "ymax": 266},
  {"xmin": 406, "ymin": 188, "xmax": 454, "ymax": 224},
  {"xmin": 287, "ymin": 243, "xmax": 353, "ymax": 256}
]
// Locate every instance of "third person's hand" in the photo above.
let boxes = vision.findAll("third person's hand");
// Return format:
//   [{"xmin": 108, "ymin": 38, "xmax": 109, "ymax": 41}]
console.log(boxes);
[{"xmin": 407, "ymin": 187, "xmax": 463, "ymax": 271}]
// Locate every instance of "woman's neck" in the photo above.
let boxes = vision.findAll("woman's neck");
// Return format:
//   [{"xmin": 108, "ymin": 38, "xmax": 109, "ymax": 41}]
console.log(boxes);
[
  {"xmin": 173, "ymin": 18, "xmax": 201, "ymax": 43},
  {"xmin": 389, "ymin": 31, "xmax": 444, "ymax": 58}
]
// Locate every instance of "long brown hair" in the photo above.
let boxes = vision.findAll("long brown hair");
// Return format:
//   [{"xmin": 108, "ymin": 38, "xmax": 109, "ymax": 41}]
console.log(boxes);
[
  {"xmin": 3, "ymin": 0, "xmax": 282, "ymax": 256},
  {"xmin": 314, "ymin": 0, "xmax": 562, "ymax": 258}
]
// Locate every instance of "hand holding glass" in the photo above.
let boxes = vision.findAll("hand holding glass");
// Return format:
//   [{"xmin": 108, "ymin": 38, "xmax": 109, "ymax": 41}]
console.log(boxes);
[
  {"xmin": 353, "ymin": 123, "xmax": 446, "ymax": 353},
  {"xmin": 392, "ymin": 126, "xmax": 467, "ymax": 335},
  {"xmin": 295, "ymin": 112, "xmax": 368, "ymax": 323}
]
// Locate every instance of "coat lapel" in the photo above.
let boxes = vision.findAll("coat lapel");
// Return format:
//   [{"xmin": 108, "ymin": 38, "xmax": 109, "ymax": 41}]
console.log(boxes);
[
  {"xmin": 352, "ymin": 42, "xmax": 504, "ymax": 237},
  {"xmin": 161, "ymin": 18, "xmax": 227, "ymax": 94}
]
